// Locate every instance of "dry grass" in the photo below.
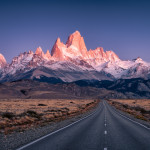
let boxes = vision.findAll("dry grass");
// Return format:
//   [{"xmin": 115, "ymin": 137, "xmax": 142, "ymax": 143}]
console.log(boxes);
[
  {"xmin": 110, "ymin": 99, "xmax": 150, "ymax": 111},
  {"xmin": 0, "ymin": 99, "xmax": 99, "ymax": 135},
  {"xmin": 109, "ymin": 99, "xmax": 150, "ymax": 122}
]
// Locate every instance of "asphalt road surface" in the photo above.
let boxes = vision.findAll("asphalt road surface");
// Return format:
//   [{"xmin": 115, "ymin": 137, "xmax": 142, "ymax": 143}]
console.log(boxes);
[{"xmin": 17, "ymin": 101, "xmax": 150, "ymax": 150}]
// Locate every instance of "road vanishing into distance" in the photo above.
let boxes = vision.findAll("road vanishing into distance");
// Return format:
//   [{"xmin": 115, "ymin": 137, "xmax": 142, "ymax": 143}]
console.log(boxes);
[{"xmin": 17, "ymin": 101, "xmax": 150, "ymax": 150}]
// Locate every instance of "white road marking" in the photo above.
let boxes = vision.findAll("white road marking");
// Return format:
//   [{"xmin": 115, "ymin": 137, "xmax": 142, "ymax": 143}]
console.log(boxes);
[
  {"xmin": 115, "ymin": 110, "xmax": 150, "ymax": 130},
  {"xmin": 16, "ymin": 104, "xmax": 102, "ymax": 150},
  {"xmin": 104, "ymin": 102, "xmax": 108, "ymax": 150},
  {"xmin": 105, "ymin": 101, "xmax": 150, "ymax": 130}
]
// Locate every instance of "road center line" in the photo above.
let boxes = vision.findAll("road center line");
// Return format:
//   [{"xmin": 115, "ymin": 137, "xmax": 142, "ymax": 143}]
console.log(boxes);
[{"xmin": 104, "ymin": 102, "xmax": 108, "ymax": 150}]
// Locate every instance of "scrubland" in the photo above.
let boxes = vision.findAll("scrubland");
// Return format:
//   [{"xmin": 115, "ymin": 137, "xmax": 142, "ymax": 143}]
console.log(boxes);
[
  {"xmin": 109, "ymin": 99, "xmax": 150, "ymax": 121},
  {"xmin": 0, "ymin": 99, "xmax": 99, "ymax": 135}
]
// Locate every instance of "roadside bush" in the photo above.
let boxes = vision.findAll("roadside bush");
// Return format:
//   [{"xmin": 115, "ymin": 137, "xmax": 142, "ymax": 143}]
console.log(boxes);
[
  {"xmin": 122, "ymin": 104, "xmax": 128, "ymax": 109},
  {"xmin": 2, "ymin": 112, "xmax": 15, "ymax": 119},
  {"xmin": 26, "ymin": 110, "xmax": 41, "ymax": 119},
  {"xmin": 140, "ymin": 108, "xmax": 147, "ymax": 114},
  {"xmin": 132, "ymin": 106, "xmax": 150, "ymax": 114},
  {"xmin": 133, "ymin": 106, "xmax": 142, "ymax": 111},
  {"xmin": 38, "ymin": 103, "xmax": 47, "ymax": 106}
]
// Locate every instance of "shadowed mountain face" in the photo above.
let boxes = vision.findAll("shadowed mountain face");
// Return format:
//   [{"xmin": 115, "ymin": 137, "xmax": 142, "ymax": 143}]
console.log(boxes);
[
  {"xmin": 0, "ymin": 78, "xmax": 150, "ymax": 99},
  {"xmin": 0, "ymin": 79, "xmax": 105, "ymax": 99},
  {"xmin": 0, "ymin": 66, "xmax": 114, "ymax": 83},
  {"xmin": 73, "ymin": 78, "xmax": 150, "ymax": 98}
]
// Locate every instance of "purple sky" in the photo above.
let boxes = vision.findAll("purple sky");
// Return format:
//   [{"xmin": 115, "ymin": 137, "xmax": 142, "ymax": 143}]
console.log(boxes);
[{"xmin": 0, "ymin": 0, "xmax": 150, "ymax": 63}]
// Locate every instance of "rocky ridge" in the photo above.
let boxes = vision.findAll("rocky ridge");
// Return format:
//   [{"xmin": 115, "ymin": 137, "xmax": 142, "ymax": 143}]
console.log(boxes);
[{"xmin": 0, "ymin": 31, "xmax": 150, "ymax": 82}]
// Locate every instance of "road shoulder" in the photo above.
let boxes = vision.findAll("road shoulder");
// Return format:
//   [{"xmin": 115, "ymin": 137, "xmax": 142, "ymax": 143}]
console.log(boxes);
[{"xmin": 0, "ymin": 101, "xmax": 99, "ymax": 150}]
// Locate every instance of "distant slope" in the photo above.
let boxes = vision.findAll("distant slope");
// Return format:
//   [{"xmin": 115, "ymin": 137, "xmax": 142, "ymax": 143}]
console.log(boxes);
[
  {"xmin": 0, "ymin": 66, "xmax": 114, "ymax": 83},
  {"xmin": 0, "ymin": 78, "xmax": 150, "ymax": 99},
  {"xmin": 72, "ymin": 78, "xmax": 150, "ymax": 98}
]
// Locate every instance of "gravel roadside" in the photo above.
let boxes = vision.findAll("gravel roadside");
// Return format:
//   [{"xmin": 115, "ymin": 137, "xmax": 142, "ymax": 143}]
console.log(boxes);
[{"xmin": 0, "ymin": 104, "xmax": 99, "ymax": 150}]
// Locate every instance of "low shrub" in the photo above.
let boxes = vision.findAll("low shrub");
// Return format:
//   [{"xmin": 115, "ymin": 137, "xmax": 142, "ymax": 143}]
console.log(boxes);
[
  {"xmin": 122, "ymin": 104, "xmax": 128, "ymax": 109},
  {"xmin": 2, "ymin": 112, "xmax": 15, "ymax": 119},
  {"xmin": 26, "ymin": 110, "xmax": 41, "ymax": 119},
  {"xmin": 38, "ymin": 103, "xmax": 47, "ymax": 106}
]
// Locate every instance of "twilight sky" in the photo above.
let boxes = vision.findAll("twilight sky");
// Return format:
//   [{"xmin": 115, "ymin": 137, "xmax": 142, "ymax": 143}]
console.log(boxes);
[{"xmin": 0, "ymin": 0, "xmax": 150, "ymax": 63}]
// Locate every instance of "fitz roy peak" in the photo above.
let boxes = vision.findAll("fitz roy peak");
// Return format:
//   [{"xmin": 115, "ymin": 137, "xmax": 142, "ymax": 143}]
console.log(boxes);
[
  {"xmin": 0, "ymin": 31, "xmax": 150, "ymax": 82},
  {"xmin": 51, "ymin": 31, "xmax": 119, "ymax": 62}
]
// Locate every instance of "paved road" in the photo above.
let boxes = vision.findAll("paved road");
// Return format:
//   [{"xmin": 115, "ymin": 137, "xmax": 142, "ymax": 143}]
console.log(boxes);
[{"xmin": 17, "ymin": 101, "xmax": 150, "ymax": 150}]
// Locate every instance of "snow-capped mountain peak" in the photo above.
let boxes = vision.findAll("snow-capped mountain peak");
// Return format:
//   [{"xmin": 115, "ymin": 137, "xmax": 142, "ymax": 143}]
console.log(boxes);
[
  {"xmin": 35, "ymin": 47, "xmax": 44, "ymax": 56},
  {"xmin": 133, "ymin": 57, "xmax": 143, "ymax": 63},
  {"xmin": 51, "ymin": 37, "xmax": 66, "ymax": 60},
  {"xmin": 51, "ymin": 30, "xmax": 119, "ymax": 63},
  {"xmin": 45, "ymin": 50, "xmax": 51, "ymax": 59},
  {"xmin": 0, "ymin": 53, "xmax": 7, "ymax": 68},
  {"xmin": 0, "ymin": 31, "xmax": 150, "ymax": 82}
]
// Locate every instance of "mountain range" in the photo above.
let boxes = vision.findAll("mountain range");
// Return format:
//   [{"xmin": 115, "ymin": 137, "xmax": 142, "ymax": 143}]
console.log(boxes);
[{"xmin": 0, "ymin": 31, "xmax": 150, "ymax": 83}]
